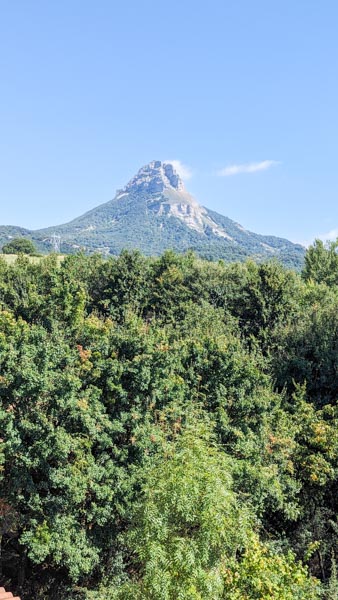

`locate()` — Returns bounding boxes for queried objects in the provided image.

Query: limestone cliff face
[120,161,232,238]
[124,161,185,194]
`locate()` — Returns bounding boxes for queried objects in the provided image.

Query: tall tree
[302,238,338,286]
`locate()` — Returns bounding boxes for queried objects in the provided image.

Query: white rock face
[81,225,96,232]
[122,160,233,239]
[124,160,185,194]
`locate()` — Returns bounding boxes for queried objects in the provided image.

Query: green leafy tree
[302,238,338,286]
[0,315,130,589]
[88,419,320,600]
[222,535,321,600]
[109,419,250,599]
[2,238,38,255]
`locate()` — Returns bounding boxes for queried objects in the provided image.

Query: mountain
[0,161,305,267]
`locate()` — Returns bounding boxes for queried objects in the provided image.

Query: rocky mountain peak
[119,160,232,238]
[123,160,185,195]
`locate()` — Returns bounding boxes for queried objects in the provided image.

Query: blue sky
[1,0,337,245]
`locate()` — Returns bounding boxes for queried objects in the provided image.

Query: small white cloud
[298,228,338,248]
[218,160,280,177]
[316,228,338,243]
[165,159,193,180]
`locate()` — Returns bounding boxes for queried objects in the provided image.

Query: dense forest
[0,240,337,599]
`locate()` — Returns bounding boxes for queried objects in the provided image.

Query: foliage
[0,249,337,598]
[222,535,321,600]
[2,237,38,255]
[117,419,248,599]
[303,238,338,286]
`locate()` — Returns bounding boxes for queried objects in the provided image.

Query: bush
[2,237,37,255]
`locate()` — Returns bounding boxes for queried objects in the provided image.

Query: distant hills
[0,161,305,267]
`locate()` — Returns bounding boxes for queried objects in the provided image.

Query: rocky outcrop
[124,160,184,194]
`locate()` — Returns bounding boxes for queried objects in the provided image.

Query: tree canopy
[0,244,337,599]
[2,237,38,255]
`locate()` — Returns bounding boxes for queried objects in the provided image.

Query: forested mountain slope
[0,161,305,267]
[0,241,337,599]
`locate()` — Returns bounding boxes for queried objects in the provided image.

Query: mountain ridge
[0,161,305,267]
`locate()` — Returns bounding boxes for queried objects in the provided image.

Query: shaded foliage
[0,241,337,598]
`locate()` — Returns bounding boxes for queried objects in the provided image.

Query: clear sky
[1,0,337,245]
